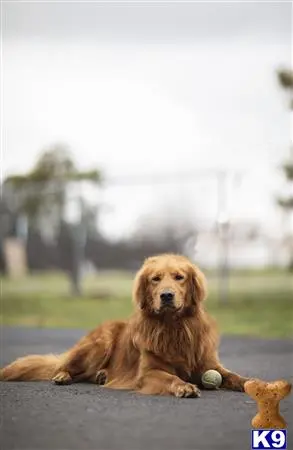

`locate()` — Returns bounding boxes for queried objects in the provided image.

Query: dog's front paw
[52,370,72,385]
[96,369,108,385]
[173,382,201,398]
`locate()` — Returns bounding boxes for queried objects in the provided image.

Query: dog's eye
[152,276,161,282]
[175,274,184,281]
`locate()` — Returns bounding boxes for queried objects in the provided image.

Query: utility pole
[70,196,88,297]
[216,170,230,304]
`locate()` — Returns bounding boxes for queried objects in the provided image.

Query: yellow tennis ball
[201,370,222,389]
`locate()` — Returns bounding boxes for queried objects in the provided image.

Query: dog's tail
[0,354,64,381]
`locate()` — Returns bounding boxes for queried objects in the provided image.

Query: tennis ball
[201,370,222,389]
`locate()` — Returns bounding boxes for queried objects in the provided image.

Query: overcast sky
[2,1,292,239]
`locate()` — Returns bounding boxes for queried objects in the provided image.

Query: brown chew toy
[244,378,291,429]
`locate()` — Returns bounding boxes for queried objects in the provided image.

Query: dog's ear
[188,264,207,304]
[133,266,149,310]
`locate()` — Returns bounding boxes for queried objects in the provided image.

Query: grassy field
[1,270,292,338]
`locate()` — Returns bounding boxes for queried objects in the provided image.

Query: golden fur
[0,254,249,397]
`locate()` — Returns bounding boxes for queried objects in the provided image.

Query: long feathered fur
[0,354,64,381]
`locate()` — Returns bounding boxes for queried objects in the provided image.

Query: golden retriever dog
[0,254,249,397]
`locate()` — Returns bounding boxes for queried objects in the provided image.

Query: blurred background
[1,1,292,338]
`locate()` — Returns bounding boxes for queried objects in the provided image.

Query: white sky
[1,1,292,239]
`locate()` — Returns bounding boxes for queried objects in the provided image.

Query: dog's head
[133,254,207,318]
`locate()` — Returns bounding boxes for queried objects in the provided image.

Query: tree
[4,144,100,226]
[3,144,102,294]
[277,69,293,270]
[278,69,293,108]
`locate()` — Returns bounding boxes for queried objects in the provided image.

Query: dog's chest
[153,328,199,371]
[134,319,202,371]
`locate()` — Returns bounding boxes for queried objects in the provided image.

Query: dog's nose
[160,291,174,305]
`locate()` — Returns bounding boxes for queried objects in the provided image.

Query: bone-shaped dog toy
[244,378,291,429]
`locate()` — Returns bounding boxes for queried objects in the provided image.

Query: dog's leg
[215,365,249,391]
[52,345,89,385]
[139,369,201,397]
[138,350,200,397]
[52,338,111,385]
[198,361,248,392]
[52,370,73,385]
[95,369,108,385]
[199,350,249,392]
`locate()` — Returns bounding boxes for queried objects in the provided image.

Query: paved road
[1,328,292,450]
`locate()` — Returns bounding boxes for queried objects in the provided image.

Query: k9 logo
[251,430,287,449]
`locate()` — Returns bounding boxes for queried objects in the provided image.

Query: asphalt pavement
[1,327,292,450]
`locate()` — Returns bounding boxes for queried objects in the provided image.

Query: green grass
[1,271,292,338]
